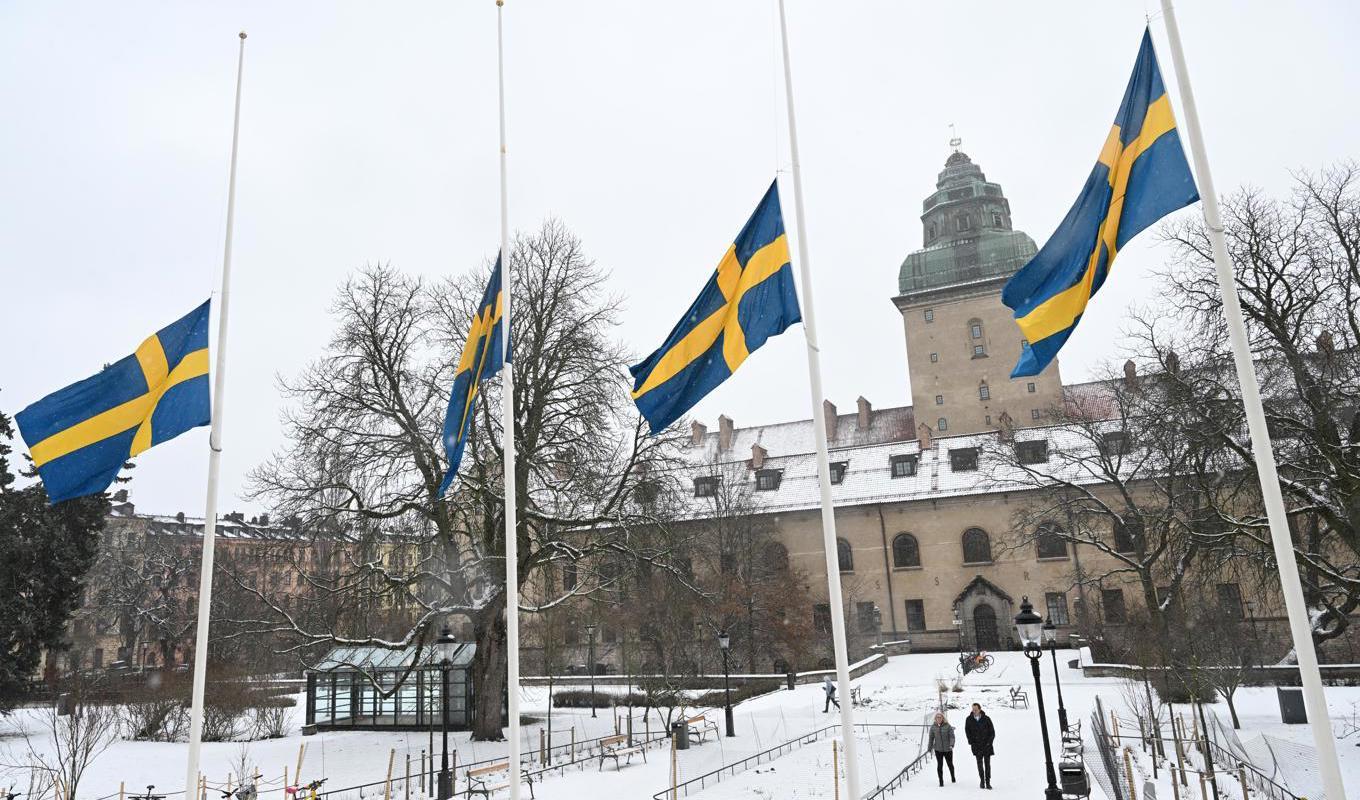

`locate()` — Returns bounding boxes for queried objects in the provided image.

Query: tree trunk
[470,595,508,741]
[1224,690,1241,730]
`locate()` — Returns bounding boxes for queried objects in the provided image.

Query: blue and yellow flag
[630,181,801,434]
[438,259,506,496]
[1003,29,1199,378]
[16,301,212,503]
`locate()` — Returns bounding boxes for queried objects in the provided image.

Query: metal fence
[1086,697,1125,800]
[862,716,934,800]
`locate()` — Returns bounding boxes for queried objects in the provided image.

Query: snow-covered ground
[4,651,1357,799]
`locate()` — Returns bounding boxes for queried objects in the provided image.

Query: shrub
[694,680,779,708]
[552,690,645,708]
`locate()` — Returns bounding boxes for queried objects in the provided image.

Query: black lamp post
[435,626,458,800]
[1043,619,1069,732]
[1015,597,1063,800]
[717,630,734,737]
[585,623,597,719]
[696,623,706,676]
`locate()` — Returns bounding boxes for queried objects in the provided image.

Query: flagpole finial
[239,31,247,39]
[496,0,503,6]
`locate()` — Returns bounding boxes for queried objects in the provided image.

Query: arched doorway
[973,603,1000,651]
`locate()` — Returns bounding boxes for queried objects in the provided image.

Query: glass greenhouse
[304,640,478,732]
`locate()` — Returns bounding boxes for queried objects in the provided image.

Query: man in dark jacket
[964,702,995,789]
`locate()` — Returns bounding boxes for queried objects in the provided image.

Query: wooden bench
[1009,686,1030,709]
[466,762,534,799]
[597,734,647,771]
[687,714,719,743]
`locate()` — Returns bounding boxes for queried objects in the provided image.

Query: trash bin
[1277,687,1307,724]
[671,720,690,750]
[786,671,797,691]
[1059,764,1089,796]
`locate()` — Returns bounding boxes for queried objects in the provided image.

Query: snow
[4,651,1358,800]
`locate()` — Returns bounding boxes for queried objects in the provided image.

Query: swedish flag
[1003,29,1199,378]
[630,181,801,434]
[16,301,212,503]
[439,259,506,496]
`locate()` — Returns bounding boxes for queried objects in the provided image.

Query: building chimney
[1165,350,1180,374]
[691,420,708,447]
[823,400,838,440]
[751,443,768,470]
[718,415,735,451]
[1123,359,1139,391]
[997,411,1015,442]
[856,396,873,430]
[917,422,933,450]
[1317,330,1335,356]
[112,489,128,503]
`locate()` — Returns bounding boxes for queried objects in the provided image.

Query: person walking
[964,702,995,789]
[822,676,840,713]
[930,712,956,786]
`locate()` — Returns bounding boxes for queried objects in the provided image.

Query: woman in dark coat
[964,702,995,789]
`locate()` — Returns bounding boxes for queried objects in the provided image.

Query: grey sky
[2,1,1356,516]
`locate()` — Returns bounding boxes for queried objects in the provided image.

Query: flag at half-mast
[16,301,212,503]
[439,259,507,496]
[630,180,801,434]
[1003,28,1199,378]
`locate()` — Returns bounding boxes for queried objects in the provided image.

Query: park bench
[466,762,535,799]
[1009,686,1030,709]
[687,714,719,743]
[597,734,647,771]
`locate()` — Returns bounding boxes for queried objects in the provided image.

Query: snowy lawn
[4,651,1357,799]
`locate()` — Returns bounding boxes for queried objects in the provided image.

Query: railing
[651,722,929,800]
[863,746,932,799]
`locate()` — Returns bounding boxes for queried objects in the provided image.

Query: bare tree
[242,221,688,739]
[4,679,118,800]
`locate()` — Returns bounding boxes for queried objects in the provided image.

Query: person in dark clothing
[929,712,956,786]
[964,702,995,789]
[822,676,840,712]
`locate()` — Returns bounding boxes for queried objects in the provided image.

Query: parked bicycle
[957,650,993,675]
[284,778,326,800]
[220,777,258,800]
[130,786,165,800]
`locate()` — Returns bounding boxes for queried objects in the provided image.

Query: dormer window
[949,447,978,472]
[829,461,849,484]
[1016,440,1049,465]
[755,469,783,491]
[693,476,720,497]
[890,454,918,478]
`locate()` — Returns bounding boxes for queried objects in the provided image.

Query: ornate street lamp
[584,623,597,719]
[1043,619,1068,732]
[1015,598,1063,800]
[435,626,459,800]
[717,630,734,737]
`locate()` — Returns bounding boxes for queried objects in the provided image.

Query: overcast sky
[2,1,1356,517]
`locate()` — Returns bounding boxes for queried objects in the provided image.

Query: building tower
[892,147,1064,437]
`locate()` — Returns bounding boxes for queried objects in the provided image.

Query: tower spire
[949,123,962,153]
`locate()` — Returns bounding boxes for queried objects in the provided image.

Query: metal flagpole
[1158,4,1347,798]
[495,3,522,798]
[775,1,862,796]
[184,31,247,800]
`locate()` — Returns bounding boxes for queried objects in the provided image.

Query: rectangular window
[1217,583,1244,618]
[1101,589,1127,623]
[979,385,990,400]
[985,415,992,425]
[1113,521,1139,553]
[971,324,983,339]
[924,309,934,323]
[949,447,978,472]
[1016,440,1049,465]
[890,454,918,478]
[1027,382,1036,393]
[1031,408,1042,420]
[755,469,783,491]
[1100,432,1131,456]
[857,602,878,634]
[938,417,949,431]
[973,344,987,357]
[693,476,720,497]
[813,604,832,634]
[1045,593,1070,626]
[930,352,939,363]
[829,461,848,484]
[935,394,944,405]
[905,599,927,633]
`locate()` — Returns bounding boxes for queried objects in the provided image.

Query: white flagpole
[184,31,247,800]
[1158,4,1347,798]
[775,1,862,796]
[494,2,523,798]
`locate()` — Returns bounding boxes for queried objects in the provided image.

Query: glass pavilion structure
[304,640,477,732]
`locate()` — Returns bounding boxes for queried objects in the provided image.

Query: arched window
[837,538,854,572]
[892,533,921,568]
[962,527,992,564]
[1035,522,1068,559]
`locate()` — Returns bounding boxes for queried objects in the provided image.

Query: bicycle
[284,778,326,800]
[220,777,259,800]
[956,650,994,675]
[130,787,165,800]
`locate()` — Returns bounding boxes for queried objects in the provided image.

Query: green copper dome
[898,150,1037,296]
